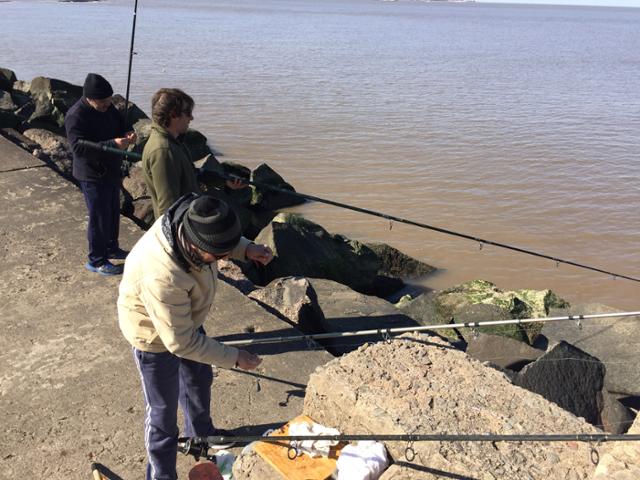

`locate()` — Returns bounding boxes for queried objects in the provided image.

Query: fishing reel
[178,437,217,462]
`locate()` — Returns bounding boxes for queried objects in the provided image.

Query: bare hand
[114,131,137,149]
[225,178,247,190]
[246,243,273,265]
[235,350,262,370]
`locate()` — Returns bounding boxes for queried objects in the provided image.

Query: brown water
[2,0,639,309]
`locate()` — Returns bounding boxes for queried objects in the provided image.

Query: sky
[480,0,640,6]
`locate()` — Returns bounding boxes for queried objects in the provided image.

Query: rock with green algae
[242,213,433,297]
[397,280,569,344]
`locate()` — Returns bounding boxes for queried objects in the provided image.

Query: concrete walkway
[0,136,333,479]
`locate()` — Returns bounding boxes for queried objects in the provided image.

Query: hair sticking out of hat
[182,195,242,254]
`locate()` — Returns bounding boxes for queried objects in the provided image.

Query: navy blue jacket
[65,98,125,182]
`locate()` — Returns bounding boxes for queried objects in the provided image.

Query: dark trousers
[79,180,120,267]
[133,348,216,480]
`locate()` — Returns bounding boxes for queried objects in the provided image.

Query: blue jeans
[79,180,120,267]
[133,348,216,480]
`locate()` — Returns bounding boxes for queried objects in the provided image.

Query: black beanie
[183,195,242,254]
[83,73,113,100]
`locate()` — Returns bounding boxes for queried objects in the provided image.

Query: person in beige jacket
[118,193,272,480]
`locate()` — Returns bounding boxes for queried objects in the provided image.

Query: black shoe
[209,429,236,449]
[107,248,129,260]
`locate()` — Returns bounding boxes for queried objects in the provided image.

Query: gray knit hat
[183,195,241,254]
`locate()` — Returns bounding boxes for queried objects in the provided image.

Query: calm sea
[2,0,639,309]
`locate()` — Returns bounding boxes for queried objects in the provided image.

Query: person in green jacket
[142,88,244,219]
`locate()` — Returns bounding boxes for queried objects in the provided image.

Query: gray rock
[248,277,325,335]
[244,213,403,297]
[513,341,604,426]
[0,128,39,151]
[456,303,529,344]
[299,333,599,480]
[466,332,544,371]
[0,110,20,129]
[398,280,569,344]
[0,67,17,91]
[0,90,16,111]
[365,241,436,279]
[12,79,30,94]
[22,128,72,174]
[111,94,148,128]
[542,304,640,396]
[122,163,149,200]
[598,391,635,434]
[250,163,305,211]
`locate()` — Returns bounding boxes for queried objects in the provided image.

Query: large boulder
[250,163,305,211]
[0,90,17,111]
[26,76,82,132]
[0,111,20,129]
[365,242,436,279]
[122,163,148,200]
[398,280,569,344]
[0,68,17,91]
[465,331,544,371]
[512,341,605,427]
[598,391,636,434]
[243,213,404,297]
[0,128,39,152]
[248,277,326,335]
[111,94,148,129]
[541,304,640,396]
[296,333,600,480]
[22,128,72,175]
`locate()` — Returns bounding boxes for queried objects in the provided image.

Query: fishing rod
[219,311,640,347]
[123,0,140,127]
[75,139,640,283]
[178,433,640,463]
[182,433,640,445]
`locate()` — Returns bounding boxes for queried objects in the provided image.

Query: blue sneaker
[85,261,123,276]
[107,248,129,260]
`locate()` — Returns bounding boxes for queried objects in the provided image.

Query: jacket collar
[151,122,185,144]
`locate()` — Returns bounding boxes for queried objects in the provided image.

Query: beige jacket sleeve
[139,276,240,368]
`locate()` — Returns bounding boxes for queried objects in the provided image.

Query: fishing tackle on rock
[219,311,640,348]
[76,139,640,283]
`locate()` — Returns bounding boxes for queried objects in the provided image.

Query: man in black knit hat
[118,193,273,480]
[65,73,137,276]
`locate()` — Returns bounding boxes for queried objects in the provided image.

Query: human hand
[114,132,137,149]
[235,350,262,370]
[125,131,137,143]
[225,178,247,190]
[246,243,273,265]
